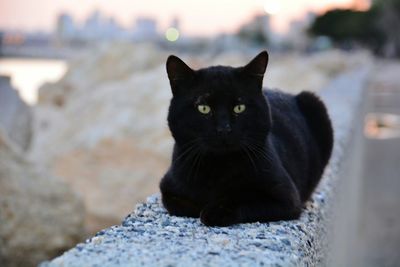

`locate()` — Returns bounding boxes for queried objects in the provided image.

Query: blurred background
[0,0,399,266]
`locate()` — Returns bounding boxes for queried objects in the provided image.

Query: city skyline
[0,0,370,36]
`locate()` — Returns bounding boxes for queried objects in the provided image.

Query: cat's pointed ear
[242,51,269,77]
[166,55,194,84]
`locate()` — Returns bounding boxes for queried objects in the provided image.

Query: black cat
[159,51,333,227]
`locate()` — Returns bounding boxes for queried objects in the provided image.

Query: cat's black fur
[159,51,334,226]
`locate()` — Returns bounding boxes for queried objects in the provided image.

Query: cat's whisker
[180,138,202,148]
[248,147,273,169]
[242,139,273,164]
[249,145,273,164]
[243,135,267,145]
[172,138,202,165]
[193,149,204,181]
[240,144,258,176]
[242,140,267,164]
[185,148,202,181]
[243,142,264,163]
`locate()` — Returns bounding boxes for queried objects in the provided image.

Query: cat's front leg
[200,183,302,226]
[236,183,302,224]
[235,199,302,224]
[161,192,202,218]
[200,202,238,227]
[200,198,301,227]
[160,176,202,218]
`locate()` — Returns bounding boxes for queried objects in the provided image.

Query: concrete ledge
[41,68,370,267]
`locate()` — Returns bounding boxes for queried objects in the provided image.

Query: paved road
[356,62,400,267]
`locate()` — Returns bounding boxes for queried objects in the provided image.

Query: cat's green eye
[233,104,246,114]
[198,105,211,114]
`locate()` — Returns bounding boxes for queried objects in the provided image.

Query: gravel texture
[41,68,369,267]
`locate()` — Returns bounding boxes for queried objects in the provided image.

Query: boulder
[0,130,85,267]
[38,42,168,107]
[32,65,173,234]
[0,75,32,150]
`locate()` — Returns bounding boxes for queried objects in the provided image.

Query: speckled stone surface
[41,68,369,267]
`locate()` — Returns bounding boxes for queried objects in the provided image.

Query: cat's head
[166,51,271,154]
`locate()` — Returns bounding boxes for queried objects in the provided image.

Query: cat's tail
[296,91,334,167]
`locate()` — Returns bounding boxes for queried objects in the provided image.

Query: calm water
[0,58,67,105]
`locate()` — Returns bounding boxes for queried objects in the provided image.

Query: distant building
[170,17,180,31]
[56,13,76,44]
[0,31,3,55]
[132,18,158,41]
[286,11,317,50]
[55,10,162,45]
[237,14,272,45]
[83,10,105,41]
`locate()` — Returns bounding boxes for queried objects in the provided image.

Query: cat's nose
[216,123,232,134]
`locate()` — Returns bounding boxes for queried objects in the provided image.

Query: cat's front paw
[200,204,237,227]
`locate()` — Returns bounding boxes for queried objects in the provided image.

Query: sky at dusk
[0,0,370,35]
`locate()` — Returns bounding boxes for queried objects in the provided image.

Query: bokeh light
[165,27,179,42]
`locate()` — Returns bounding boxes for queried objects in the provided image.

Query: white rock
[0,130,85,267]
[0,75,32,150]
